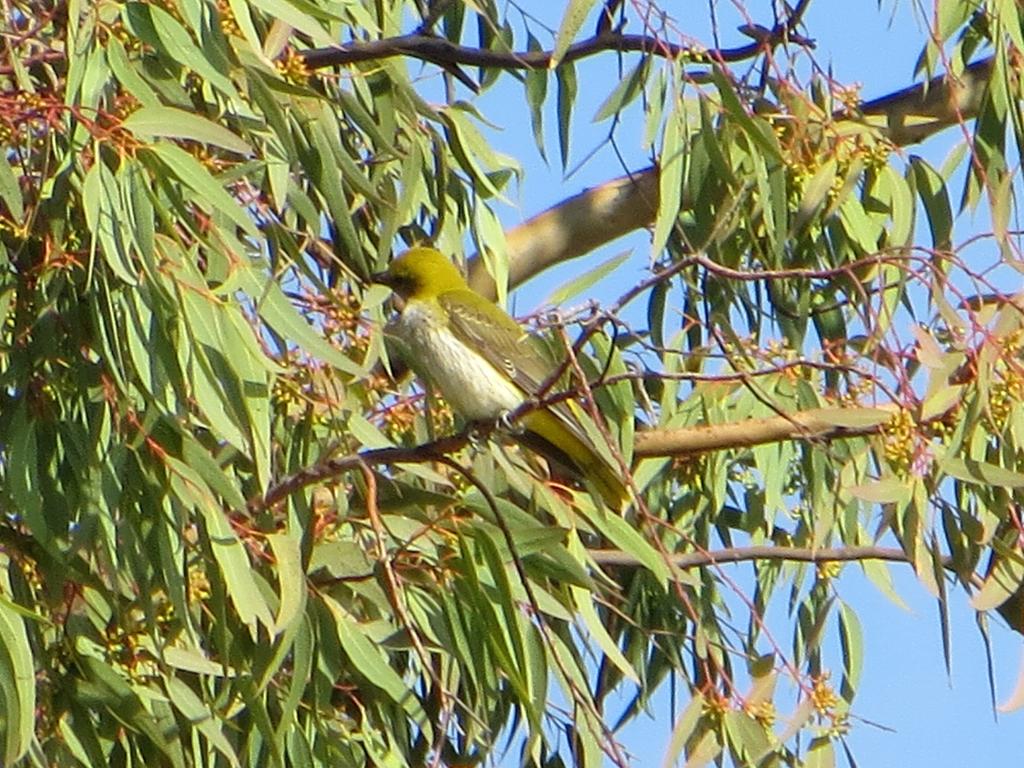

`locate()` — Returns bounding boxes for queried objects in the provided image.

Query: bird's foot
[496,409,525,435]
[467,410,525,445]
[466,423,489,446]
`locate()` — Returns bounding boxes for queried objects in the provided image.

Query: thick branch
[468,169,659,295]
[588,544,931,569]
[632,406,892,458]
[858,56,993,145]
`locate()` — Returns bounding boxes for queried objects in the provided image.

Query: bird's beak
[370,270,406,309]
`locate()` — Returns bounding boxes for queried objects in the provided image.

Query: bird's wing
[439,289,556,394]
[440,289,628,507]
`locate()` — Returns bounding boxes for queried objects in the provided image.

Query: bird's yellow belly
[391,305,524,420]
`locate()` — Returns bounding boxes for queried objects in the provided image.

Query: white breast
[391,302,524,420]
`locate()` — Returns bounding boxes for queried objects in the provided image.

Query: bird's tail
[519,408,629,509]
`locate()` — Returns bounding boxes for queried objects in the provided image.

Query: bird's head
[372,247,468,300]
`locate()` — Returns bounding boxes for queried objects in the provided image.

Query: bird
[372,246,628,509]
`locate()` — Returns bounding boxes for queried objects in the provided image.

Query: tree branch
[251,432,474,513]
[857,56,993,145]
[468,168,659,296]
[589,544,1009,628]
[253,405,897,513]
[632,406,893,458]
[303,0,816,73]
[588,544,935,569]
[301,23,810,74]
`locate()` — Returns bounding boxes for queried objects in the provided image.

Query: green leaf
[712,67,782,161]
[883,164,915,246]
[862,559,909,611]
[910,156,953,251]
[165,678,241,768]
[812,406,892,429]
[838,601,864,697]
[268,531,306,637]
[684,729,723,768]
[848,477,912,504]
[145,143,258,236]
[838,195,883,253]
[791,158,836,234]
[993,0,1024,57]
[163,646,237,676]
[556,62,577,170]
[648,275,669,352]
[180,434,247,510]
[82,159,140,285]
[643,67,667,149]
[237,266,364,375]
[325,597,433,739]
[724,710,771,764]
[177,287,255,452]
[653,84,685,259]
[259,0,347,47]
[922,384,964,421]
[569,570,638,684]
[545,250,630,305]
[0,158,23,221]
[593,58,649,123]
[75,650,183,765]
[474,202,510,305]
[123,107,253,154]
[123,159,156,273]
[936,0,974,41]
[303,117,364,269]
[941,456,1024,488]
[991,164,1013,246]
[441,105,518,199]
[474,528,537,723]
[124,3,239,99]
[0,571,34,766]
[106,37,160,106]
[804,737,836,768]
[586,507,671,586]
[524,33,548,160]
[663,695,706,766]
[169,457,274,633]
[276,619,314,742]
[550,0,596,68]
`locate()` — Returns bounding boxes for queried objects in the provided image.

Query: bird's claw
[467,424,487,446]
[466,411,522,447]
[497,409,525,435]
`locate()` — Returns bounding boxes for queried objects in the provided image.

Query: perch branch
[253,406,895,512]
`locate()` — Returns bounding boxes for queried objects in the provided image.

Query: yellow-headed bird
[373,247,628,508]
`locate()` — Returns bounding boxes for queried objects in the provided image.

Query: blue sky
[440,0,1024,764]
